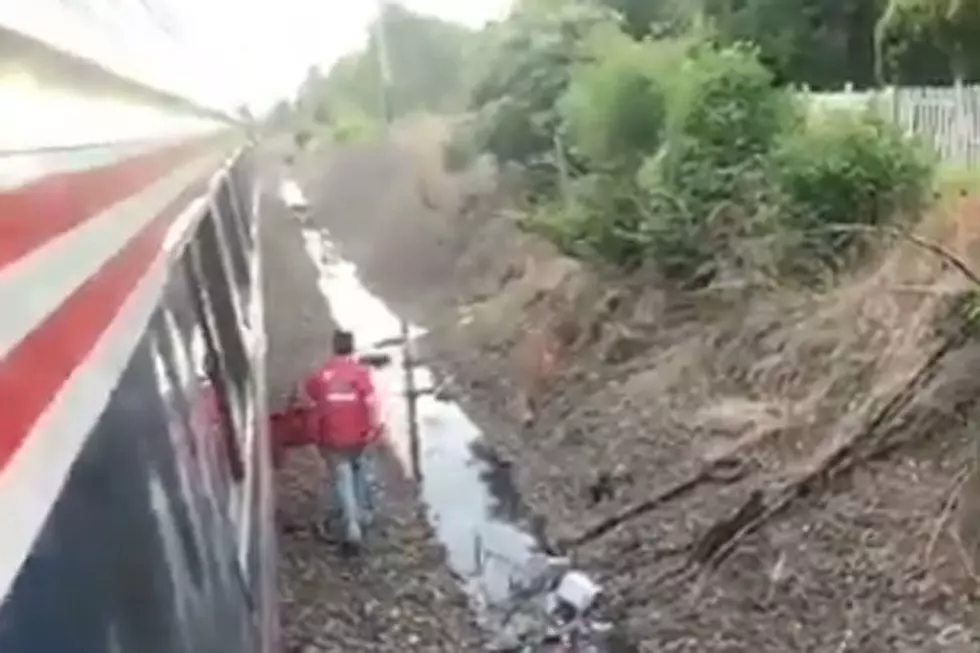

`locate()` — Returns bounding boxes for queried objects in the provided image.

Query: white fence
[808,84,980,169]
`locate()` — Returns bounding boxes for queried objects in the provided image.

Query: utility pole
[373,0,395,126]
[374,0,422,481]
[400,320,422,481]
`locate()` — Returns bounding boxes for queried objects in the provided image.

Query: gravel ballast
[259,178,482,652]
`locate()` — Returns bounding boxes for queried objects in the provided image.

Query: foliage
[656,44,798,191]
[511,38,801,275]
[461,3,621,194]
[770,109,934,268]
[517,0,698,38]
[626,43,799,277]
[497,22,933,281]
[559,28,679,172]
[292,2,476,141]
[286,0,944,283]
[369,3,476,114]
[597,0,696,37]
[876,0,980,84]
[703,0,885,89]
[328,105,383,144]
[520,176,651,265]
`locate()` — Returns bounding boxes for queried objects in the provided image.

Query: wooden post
[400,319,422,480]
[554,131,571,209]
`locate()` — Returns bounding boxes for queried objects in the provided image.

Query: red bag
[269,404,315,468]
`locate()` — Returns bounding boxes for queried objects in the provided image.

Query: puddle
[299,227,537,586]
[293,210,631,650]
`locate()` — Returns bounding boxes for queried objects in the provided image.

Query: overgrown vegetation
[276,0,957,282]
[447,1,938,283]
[876,0,980,84]
[770,110,934,270]
[512,0,980,88]
[462,3,619,195]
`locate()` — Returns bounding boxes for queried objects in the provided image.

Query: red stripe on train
[0,140,208,271]
[0,176,209,474]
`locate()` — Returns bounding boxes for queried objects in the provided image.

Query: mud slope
[259,181,480,652]
[301,137,980,652]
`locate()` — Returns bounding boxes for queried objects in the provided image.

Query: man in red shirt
[302,329,381,551]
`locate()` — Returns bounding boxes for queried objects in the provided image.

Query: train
[0,10,276,653]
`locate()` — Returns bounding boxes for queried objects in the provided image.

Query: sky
[6,0,512,113]
[167,0,514,112]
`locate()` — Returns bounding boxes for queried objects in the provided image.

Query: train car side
[0,23,277,653]
[0,141,276,653]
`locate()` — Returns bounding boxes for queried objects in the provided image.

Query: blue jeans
[323,447,375,544]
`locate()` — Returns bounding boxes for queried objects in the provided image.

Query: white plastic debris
[555,571,601,614]
[525,553,570,583]
[486,630,521,651]
[279,179,308,210]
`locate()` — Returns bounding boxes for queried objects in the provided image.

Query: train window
[161,310,195,396]
[147,325,207,590]
[183,321,235,514]
[157,283,236,520]
[181,245,245,485]
[191,212,251,411]
[153,311,194,437]
[229,162,255,249]
[213,177,251,299]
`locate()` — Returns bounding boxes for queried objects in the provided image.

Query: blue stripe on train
[0,270,262,653]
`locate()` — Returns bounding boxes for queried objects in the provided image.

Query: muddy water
[297,227,549,631]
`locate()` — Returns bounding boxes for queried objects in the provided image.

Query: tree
[265,100,294,131]
[704,0,885,89]
[294,2,475,125]
[601,0,695,37]
[517,0,695,37]
[876,0,980,84]
[465,2,620,181]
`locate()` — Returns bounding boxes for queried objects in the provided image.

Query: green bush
[479,14,935,284]
[633,42,800,278]
[521,175,650,266]
[462,4,622,195]
[522,40,802,277]
[530,30,681,268]
[560,28,678,172]
[655,43,799,195]
[770,108,934,267]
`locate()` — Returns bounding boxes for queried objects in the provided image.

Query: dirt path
[259,177,481,652]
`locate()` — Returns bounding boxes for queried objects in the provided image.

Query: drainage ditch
[296,213,632,651]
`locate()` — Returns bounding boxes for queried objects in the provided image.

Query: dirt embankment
[298,125,980,652]
[259,177,481,652]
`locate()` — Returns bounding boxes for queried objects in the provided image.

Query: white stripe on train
[0,182,212,604]
[0,65,225,152]
[0,152,222,361]
[0,140,167,192]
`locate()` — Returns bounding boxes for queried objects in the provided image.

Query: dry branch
[923,466,970,565]
[558,458,748,550]
[690,329,967,575]
[818,223,980,289]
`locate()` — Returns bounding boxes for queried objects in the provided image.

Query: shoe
[339,540,362,558]
[315,521,336,542]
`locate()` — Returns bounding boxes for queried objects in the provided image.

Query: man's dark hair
[332,329,355,355]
